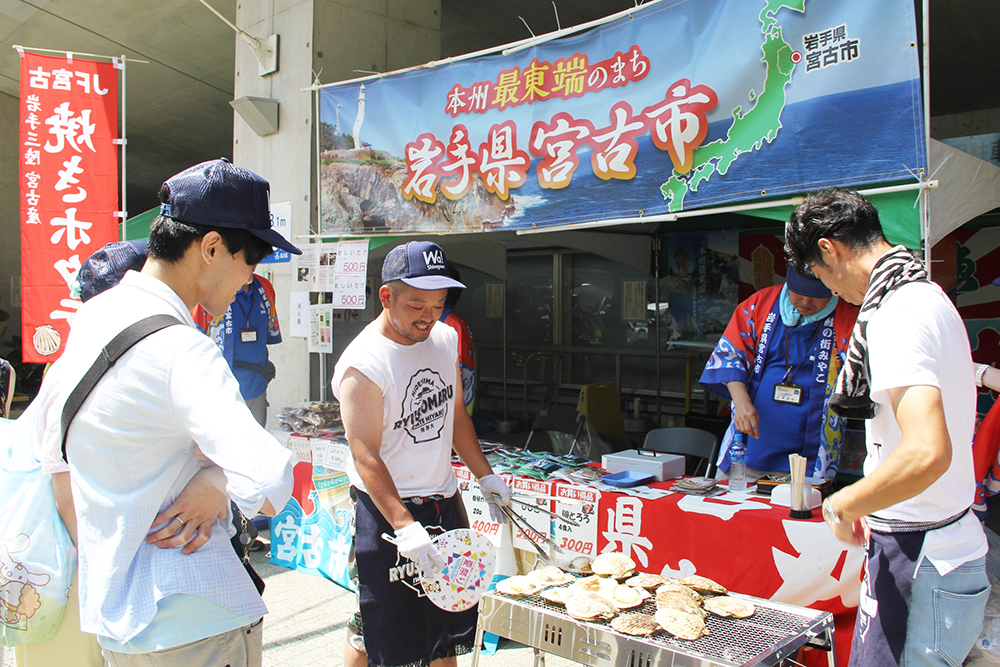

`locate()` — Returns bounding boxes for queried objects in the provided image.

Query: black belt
[403,493,449,505]
[866,507,970,535]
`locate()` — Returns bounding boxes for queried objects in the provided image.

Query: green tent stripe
[737,190,922,249]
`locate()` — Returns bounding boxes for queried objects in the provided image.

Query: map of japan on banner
[19,52,120,362]
[318,0,924,235]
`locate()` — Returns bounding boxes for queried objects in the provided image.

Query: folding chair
[642,427,720,477]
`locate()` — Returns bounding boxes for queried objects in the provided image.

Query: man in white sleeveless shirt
[333,241,510,667]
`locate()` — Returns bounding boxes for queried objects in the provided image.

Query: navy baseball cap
[785,264,832,299]
[381,241,465,291]
[73,240,148,302]
[159,158,301,255]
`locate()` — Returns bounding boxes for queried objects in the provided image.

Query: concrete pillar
[234,0,440,423]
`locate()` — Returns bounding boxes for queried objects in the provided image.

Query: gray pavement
[254,527,573,667]
[0,529,570,667]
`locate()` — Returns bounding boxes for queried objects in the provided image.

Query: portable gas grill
[470,589,836,667]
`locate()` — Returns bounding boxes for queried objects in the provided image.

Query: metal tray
[471,588,836,667]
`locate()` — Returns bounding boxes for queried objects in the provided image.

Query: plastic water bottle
[729,433,748,492]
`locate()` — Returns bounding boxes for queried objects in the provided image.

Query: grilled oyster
[565,593,618,621]
[656,583,703,605]
[592,552,637,579]
[655,608,709,641]
[610,613,659,636]
[529,566,575,587]
[495,575,543,596]
[678,575,727,595]
[703,596,755,618]
[626,573,666,589]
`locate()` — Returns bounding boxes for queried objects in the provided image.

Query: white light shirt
[866,281,987,575]
[37,271,293,645]
[332,321,459,498]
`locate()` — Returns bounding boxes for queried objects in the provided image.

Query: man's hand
[828,516,869,546]
[479,474,510,524]
[731,395,760,439]
[725,381,759,439]
[146,466,229,555]
[394,521,446,573]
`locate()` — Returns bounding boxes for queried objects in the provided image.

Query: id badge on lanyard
[773,319,820,407]
[773,382,803,405]
[240,328,258,343]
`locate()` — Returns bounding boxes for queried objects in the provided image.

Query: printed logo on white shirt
[393,368,453,443]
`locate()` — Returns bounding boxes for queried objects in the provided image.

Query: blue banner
[318,0,924,234]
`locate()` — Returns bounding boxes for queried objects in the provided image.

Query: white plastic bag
[0,413,77,647]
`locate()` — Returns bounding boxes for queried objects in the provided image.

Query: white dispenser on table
[601,449,686,482]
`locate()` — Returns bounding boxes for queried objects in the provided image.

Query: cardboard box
[601,450,686,482]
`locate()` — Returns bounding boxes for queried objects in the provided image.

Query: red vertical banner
[19,53,120,362]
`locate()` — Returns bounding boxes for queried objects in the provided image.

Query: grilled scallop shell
[495,575,542,596]
[610,613,659,636]
[529,566,575,587]
[656,583,704,605]
[591,552,637,579]
[654,608,709,641]
[626,573,666,589]
[605,584,644,610]
[678,575,727,595]
[538,585,571,605]
[654,591,706,618]
[703,596,755,618]
[565,593,618,621]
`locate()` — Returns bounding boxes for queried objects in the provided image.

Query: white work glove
[479,474,511,524]
[394,522,446,574]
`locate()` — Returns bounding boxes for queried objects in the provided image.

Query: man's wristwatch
[822,497,844,526]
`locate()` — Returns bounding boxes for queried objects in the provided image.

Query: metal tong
[488,496,567,564]
[498,505,556,564]
[508,496,580,527]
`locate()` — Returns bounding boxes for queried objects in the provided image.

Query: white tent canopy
[927,138,1000,247]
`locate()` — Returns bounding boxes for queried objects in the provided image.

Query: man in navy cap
[38,158,300,666]
[700,264,859,482]
[332,241,510,667]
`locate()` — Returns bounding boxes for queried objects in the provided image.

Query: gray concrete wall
[0,92,21,356]
[234,0,441,420]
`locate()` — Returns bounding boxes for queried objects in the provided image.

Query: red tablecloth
[594,479,863,666]
[456,465,863,667]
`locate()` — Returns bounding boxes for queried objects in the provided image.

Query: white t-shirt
[866,280,987,575]
[332,320,460,498]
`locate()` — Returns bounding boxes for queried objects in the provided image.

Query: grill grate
[483,588,834,667]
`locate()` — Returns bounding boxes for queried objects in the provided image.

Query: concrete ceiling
[2,0,997,215]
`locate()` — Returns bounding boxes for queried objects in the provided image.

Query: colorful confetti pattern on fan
[420,528,497,612]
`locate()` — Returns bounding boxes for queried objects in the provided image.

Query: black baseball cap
[74,240,148,302]
[159,158,301,255]
[381,241,465,291]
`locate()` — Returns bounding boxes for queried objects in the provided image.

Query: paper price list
[552,484,600,558]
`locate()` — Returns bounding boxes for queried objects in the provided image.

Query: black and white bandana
[830,245,928,419]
